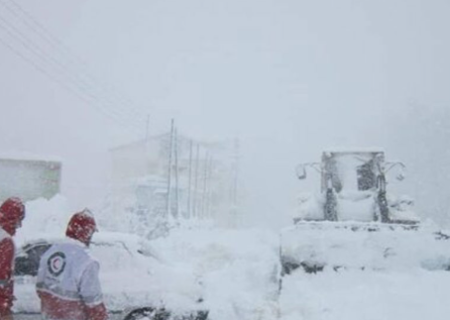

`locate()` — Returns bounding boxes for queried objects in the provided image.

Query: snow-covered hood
[13,231,204,314]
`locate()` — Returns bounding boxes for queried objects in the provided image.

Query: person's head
[66,209,97,246]
[0,197,25,236]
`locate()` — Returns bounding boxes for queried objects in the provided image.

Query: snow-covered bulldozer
[280,150,450,275]
[294,150,417,224]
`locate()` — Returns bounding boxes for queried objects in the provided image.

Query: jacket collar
[0,226,10,241]
[62,236,88,248]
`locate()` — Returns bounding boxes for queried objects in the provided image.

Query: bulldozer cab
[320,151,384,193]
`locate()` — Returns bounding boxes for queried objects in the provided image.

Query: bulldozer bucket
[280,221,450,275]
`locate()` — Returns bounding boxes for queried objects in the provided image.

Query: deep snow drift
[14,196,450,320]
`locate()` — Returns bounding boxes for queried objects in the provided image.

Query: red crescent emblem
[52,258,60,270]
[47,252,66,276]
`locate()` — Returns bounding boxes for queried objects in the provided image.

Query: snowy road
[14,198,450,320]
[279,269,450,320]
[13,225,450,320]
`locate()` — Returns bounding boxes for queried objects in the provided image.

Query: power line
[1,0,146,120]
[0,17,135,131]
[0,33,107,118]
[0,0,149,134]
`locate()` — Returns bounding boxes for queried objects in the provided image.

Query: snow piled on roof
[322,147,385,154]
[0,151,62,163]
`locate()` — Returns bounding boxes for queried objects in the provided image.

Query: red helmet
[0,197,25,236]
[66,209,97,246]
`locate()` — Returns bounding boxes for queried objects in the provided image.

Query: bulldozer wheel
[123,307,170,320]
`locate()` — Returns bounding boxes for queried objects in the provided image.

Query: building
[108,132,241,237]
[0,155,62,203]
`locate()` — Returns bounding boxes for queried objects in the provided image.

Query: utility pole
[145,114,151,225]
[232,138,240,225]
[145,114,150,140]
[174,128,179,219]
[187,140,193,218]
[205,156,214,218]
[201,152,209,218]
[166,119,175,220]
[229,138,240,226]
[193,143,200,218]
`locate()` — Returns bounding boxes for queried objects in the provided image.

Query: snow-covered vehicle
[280,150,450,275]
[293,150,417,224]
[13,231,208,320]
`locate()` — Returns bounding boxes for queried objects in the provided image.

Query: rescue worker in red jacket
[36,209,108,320]
[0,197,25,319]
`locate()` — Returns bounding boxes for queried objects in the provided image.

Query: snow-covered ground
[149,224,281,320]
[280,269,450,320]
[13,196,450,320]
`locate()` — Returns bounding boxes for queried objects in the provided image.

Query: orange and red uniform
[0,197,25,317]
[36,210,108,320]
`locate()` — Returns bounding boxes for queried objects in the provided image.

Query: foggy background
[0,0,449,228]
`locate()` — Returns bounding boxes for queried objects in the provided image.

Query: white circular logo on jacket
[47,252,66,277]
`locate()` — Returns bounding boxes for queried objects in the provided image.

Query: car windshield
[15,238,148,276]
[15,243,51,277]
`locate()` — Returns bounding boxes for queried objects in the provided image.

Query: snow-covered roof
[0,152,62,163]
[323,147,385,154]
[109,132,230,153]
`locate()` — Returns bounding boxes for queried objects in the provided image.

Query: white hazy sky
[0,0,449,226]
